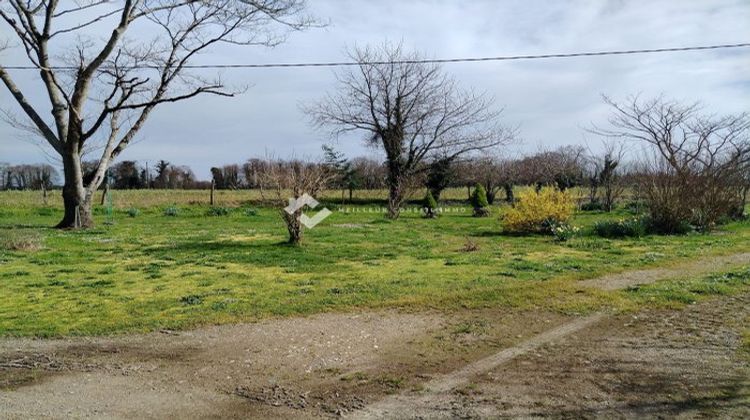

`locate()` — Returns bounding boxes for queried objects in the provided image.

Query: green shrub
[646,217,693,235]
[179,294,203,305]
[422,191,438,218]
[623,200,646,214]
[244,207,259,217]
[206,206,231,217]
[580,201,604,211]
[126,208,140,218]
[593,217,647,238]
[163,206,179,217]
[471,184,490,217]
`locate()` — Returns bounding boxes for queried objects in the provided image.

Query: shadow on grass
[475,230,549,238]
[0,224,55,230]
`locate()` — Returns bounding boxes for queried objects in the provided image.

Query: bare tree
[515,146,585,192]
[0,0,312,228]
[0,162,9,190]
[349,157,386,190]
[471,157,522,204]
[308,42,514,219]
[259,159,334,244]
[211,164,241,189]
[595,95,750,231]
[2,163,59,190]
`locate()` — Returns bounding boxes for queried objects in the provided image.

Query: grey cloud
[1,0,748,179]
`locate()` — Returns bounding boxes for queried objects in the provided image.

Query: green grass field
[1,189,749,337]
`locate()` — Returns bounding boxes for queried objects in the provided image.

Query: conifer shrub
[471,184,490,217]
[422,191,438,218]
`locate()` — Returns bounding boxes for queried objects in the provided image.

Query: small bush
[471,184,490,217]
[244,207,259,217]
[473,207,490,217]
[126,208,140,218]
[206,206,231,217]
[461,237,480,252]
[580,201,604,211]
[552,223,580,242]
[422,191,438,218]
[503,187,574,234]
[623,200,646,214]
[593,217,648,238]
[179,294,203,305]
[163,206,179,217]
[646,217,693,235]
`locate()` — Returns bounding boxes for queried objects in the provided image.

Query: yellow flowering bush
[503,187,574,233]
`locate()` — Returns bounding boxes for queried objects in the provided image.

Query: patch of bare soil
[0,311,428,418]
[0,309,570,419]
[358,293,750,419]
[578,252,750,290]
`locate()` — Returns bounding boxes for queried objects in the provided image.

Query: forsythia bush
[503,187,574,233]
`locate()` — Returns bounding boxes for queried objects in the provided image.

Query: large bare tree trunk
[385,160,406,219]
[387,183,403,220]
[58,188,94,229]
[57,151,94,229]
[282,210,303,244]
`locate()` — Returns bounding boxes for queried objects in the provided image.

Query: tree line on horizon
[4,139,743,215]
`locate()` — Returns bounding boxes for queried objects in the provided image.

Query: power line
[2,42,749,70]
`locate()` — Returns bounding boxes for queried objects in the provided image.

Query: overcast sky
[1,0,749,179]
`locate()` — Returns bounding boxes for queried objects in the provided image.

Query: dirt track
[1,253,749,419]
[352,293,750,419]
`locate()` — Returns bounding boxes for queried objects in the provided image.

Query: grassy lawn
[1,190,749,337]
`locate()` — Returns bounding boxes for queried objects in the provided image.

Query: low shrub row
[593,217,648,238]
[499,187,705,241]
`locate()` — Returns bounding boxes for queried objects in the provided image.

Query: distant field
[0,190,748,337]
[1,188,477,209]
[0,187,597,209]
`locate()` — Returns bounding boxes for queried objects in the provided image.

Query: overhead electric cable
[2,43,748,70]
